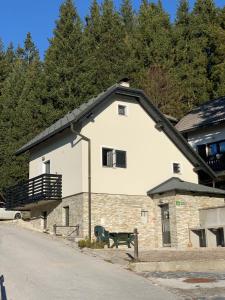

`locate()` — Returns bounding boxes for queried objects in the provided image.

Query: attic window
[173,163,181,174]
[118,105,127,116]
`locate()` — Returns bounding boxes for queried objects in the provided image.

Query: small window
[102,148,113,167]
[115,150,126,168]
[141,210,148,224]
[118,105,126,116]
[173,163,181,174]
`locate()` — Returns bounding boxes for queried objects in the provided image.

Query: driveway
[0,223,180,300]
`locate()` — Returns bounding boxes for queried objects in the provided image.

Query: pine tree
[44,0,84,116]
[171,0,218,110]
[121,0,134,33]
[0,39,10,97]
[208,6,225,97]
[134,0,172,72]
[81,0,130,99]
[0,34,49,190]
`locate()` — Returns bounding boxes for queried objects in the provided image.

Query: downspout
[70,123,92,240]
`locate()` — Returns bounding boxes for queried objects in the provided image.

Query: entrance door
[160,204,171,247]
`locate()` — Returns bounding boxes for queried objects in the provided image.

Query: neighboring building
[176,97,225,188]
[5,81,225,249]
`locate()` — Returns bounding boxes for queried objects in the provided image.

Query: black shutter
[115,150,126,168]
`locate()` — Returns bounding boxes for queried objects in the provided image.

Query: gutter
[70,123,92,240]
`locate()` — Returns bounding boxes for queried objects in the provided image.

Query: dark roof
[147,177,225,197]
[176,96,225,133]
[16,84,217,179]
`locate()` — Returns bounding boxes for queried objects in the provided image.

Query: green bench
[94,226,135,248]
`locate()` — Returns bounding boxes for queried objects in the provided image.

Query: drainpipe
[70,123,92,240]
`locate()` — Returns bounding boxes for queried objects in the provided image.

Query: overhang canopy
[147,177,225,197]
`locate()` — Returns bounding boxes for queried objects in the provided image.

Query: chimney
[118,77,130,88]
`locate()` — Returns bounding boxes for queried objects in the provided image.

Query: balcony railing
[206,157,225,172]
[5,174,62,210]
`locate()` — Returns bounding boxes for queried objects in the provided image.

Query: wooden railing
[206,157,225,172]
[5,174,62,210]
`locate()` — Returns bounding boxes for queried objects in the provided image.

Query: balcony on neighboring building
[197,141,225,173]
[5,174,62,210]
[205,156,225,172]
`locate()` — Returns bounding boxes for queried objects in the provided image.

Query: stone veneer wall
[152,192,225,248]
[28,193,157,248]
[27,192,225,249]
[82,193,156,248]
[28,194,83,235]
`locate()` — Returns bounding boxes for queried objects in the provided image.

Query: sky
[0,0,224,59]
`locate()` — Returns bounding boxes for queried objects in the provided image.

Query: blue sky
[0,0,224,59]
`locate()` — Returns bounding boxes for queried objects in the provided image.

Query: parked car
[0,202,30,220]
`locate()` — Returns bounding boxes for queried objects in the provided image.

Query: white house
[6,80,225,249]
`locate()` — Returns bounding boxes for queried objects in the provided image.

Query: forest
[0,0,225,192]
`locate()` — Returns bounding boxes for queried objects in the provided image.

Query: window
[141,210,148,224]
[102,148,113,167]
[115,150,126,168]
[102,148,127,168]
[197,140,225,160]
[118,105,126,116]
[173,163,181,174]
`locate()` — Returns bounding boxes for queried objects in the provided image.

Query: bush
[78,238,105,249]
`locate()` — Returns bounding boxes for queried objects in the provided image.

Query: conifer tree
[0,34,48,190]
[44,0,84,116]
[121,0,134,33]
[81,0,129,98]
[134,0,172,73]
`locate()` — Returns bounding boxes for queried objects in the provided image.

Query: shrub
[78,238,104,249]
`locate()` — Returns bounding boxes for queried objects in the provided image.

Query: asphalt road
[0,223,180,300]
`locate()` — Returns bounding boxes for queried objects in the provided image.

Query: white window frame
[101,146,127,169]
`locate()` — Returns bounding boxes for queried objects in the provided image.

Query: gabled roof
[16,84,217,179]
[176,96,225,133]
[147,177,225,197]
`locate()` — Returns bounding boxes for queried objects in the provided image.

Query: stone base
[26,192,225,249]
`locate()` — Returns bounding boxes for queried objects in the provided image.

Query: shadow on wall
[0,275,7,300]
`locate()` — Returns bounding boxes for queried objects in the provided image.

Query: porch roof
[147,177,225,197]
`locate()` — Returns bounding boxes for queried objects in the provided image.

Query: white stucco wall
[187,124,225,150]
[81,97,198,195]
[29,129,83,198]
[29,96,198,198]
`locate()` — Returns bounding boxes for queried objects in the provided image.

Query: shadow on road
[0,275,7,300]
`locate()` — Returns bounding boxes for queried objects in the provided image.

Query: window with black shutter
[115,150,126,168]
[102,148,127,168]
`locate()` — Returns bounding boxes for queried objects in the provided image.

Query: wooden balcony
[5,174,62,210]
